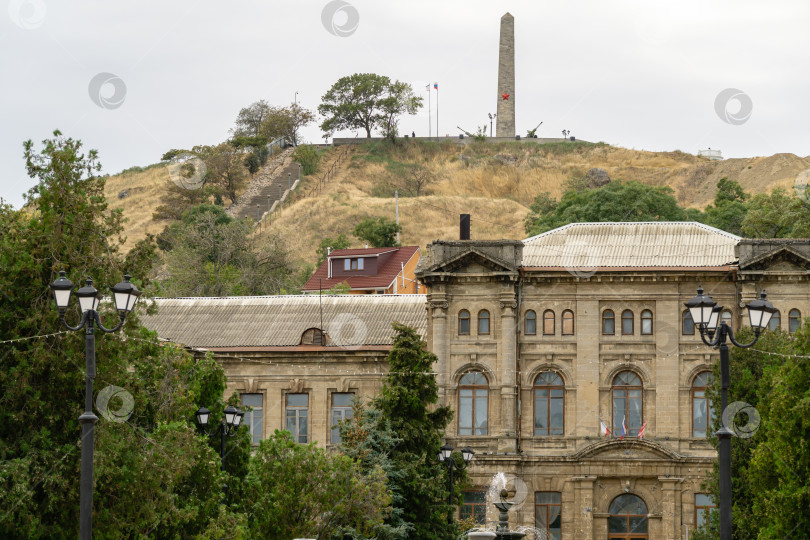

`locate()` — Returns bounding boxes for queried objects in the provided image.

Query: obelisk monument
[496,12,515,138]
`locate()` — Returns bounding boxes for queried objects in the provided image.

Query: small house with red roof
[302,246,422,294]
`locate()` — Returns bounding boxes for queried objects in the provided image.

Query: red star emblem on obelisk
[502,92,510,100]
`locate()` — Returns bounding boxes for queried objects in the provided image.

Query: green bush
[292,144,321,176]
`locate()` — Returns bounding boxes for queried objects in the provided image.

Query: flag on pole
[425,84,430,90]
[620,416,627,439]
[434,82,438,89]
[600,418,610,437]
[638,420,647,439]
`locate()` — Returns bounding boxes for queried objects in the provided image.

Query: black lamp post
[685,286,775,540]
[437,444,475,524]
[488,113,496,137]
[195,405,244,471]
[50,271,140,540]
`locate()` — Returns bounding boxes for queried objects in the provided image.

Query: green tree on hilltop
[319,73,422,139]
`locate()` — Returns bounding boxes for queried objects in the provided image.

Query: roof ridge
[524,221,742,244]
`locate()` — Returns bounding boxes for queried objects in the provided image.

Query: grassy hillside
[104,140,810,267]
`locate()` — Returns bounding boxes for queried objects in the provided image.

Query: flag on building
[434,82,438,89]
[620,416,627,439]
[600,418,610,437]
[638,420,647,439]
[426,84,430,91]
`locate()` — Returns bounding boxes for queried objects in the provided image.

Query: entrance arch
[608,494,648,539]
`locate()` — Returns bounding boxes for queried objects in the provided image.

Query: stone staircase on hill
[227,148,301,221]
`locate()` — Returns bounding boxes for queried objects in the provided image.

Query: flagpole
[427,85,431,138]
[435,83,439,137]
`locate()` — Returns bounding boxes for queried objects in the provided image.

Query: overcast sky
[2,0,809,208]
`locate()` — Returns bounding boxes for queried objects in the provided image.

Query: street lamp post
[50,271,141,540]
[437,444,475,524]
[195,405,244,471]
[488,113,496,137]
[685,286,775,540]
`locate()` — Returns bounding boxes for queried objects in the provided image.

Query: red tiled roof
[302,246,420,291]
[327,247,398,257]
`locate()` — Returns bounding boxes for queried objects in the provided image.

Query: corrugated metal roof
[522,222,741,268]
[302,246,420,291]
[142,294,427,348]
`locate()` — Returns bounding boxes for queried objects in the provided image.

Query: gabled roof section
[736,239,810,271]
[141,294,427,348]
[302,246,420,291]
[572,438,683,462]
[421,247,518,274]
[522,222,740,269]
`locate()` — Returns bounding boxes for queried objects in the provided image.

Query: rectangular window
[683,311,695,335]
[526,317,536,335]
[535,492,561,540]
[241,393,263,445]
[331,392,354,444]
[460,491,487,524]
[695,494,716,529]
[285,393,308,443]
[343,258,350,271]
[357,258,364,270]
[459,388,488,436]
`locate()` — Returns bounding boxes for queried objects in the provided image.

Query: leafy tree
[354,217,401,248]
[316,234,351,266]
[159,205,295,297]
[293,144,321,176]
[244,430,392,539]
[260,102,316,145]
[694,326,810,539]
[195,142,248,205]
[340,324,461,539]
[741,188,810,238]
[0,131,242,537]
[233,100,272,138]
[524,180,688,236]
[319,73,422,139]
[702,178,749,235]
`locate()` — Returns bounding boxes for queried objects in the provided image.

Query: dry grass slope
[104,140,810,268]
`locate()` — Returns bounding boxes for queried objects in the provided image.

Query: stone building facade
[142,223,810,540]
[415,223,810,540]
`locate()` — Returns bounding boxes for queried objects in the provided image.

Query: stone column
[498,298,518,452]
[496,13,516,138]
[573,476,596,539]
[429,296,449,400]
[659,477,681,540]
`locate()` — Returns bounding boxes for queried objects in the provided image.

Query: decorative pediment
[737,240,810,272]
[423,248,518,275]
[573,439,683,462]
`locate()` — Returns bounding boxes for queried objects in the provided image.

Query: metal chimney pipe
[460,214,471,240]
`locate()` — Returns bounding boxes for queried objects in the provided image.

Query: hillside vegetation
[104,140,810,266]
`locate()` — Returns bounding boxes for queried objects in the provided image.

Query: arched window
[768,310,781,331]
[682,310,695,335]
[608,494,648,539]
[721,310,732,329]
[534,372,564,436]
[692,372,714,438]
[301,328,326,346]
[459,371,488,436]
[789,309,801,333]
[612,371,642,437]
[458,310,470,336]
[478,310,490,335]
[640,309,653,335]
[543,310,555,335]
[525,310,537,335]
[622,310,634,335]
[562,310,574,335]
[602,309,615,335]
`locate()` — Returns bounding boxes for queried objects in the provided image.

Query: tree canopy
[339,323,462,539]
[524,180,688,236]
[354,217,401,248]
[319,73,422,139]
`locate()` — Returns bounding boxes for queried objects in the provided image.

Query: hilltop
[103,140,810,265]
